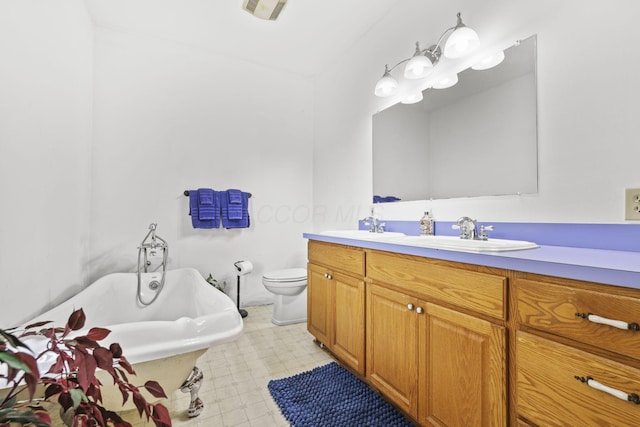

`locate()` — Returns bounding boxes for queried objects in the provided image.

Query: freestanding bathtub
[7,267,243,416]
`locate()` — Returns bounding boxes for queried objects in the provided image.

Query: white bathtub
[4,267,243,413]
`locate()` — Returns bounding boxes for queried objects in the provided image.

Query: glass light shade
[401,90,424,104]
[404,55,434,79]
[432,73,458,89]
[472,50,505,70]
[374,74,399,97]
[444,26,480,58]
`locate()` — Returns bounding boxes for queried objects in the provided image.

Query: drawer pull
[575,312,640,331]
[574,376,640,404]
[407,304,414,311]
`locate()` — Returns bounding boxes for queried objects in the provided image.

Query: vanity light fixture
[374,12,480,98]
[242,0,287,21]
[471,50,505,70]
[432,73,458,89]
[401,90,424,104]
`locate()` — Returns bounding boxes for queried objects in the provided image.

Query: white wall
[0,0,93,327]
[90,28,314,306]
[313,0,640,226]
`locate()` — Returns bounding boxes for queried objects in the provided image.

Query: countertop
[303,232,640,290]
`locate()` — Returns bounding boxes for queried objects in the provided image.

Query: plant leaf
[118,356,136,375]
[15,352,40,399]
[152,404,172,427]
[109,342,123,358]
[86,327,111,342]
[132,391,147,418]
[23,320,53,330]
[44,383,64,400]
[75,350,97,392]
[0,351,32,373]
[69,388,86,409]
[58,392,73,412]
[94,347,114,372]
[0,329,32,350]
[143,381,167,399]
[67,308,86,331]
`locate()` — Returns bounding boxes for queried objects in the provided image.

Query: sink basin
[388,235,538,253]
[318,230,406,240]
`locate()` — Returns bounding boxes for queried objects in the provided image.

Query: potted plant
[0,308,172,427]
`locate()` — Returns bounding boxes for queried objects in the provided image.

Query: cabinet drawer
[308,240,364,277]
[517,332,640,426]
[367,250,506,319]
[516,278,640,360]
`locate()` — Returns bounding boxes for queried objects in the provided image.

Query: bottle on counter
[419,211,435,236]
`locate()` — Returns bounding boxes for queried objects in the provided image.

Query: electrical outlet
[625,188,640,220]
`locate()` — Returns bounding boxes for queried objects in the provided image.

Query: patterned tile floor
[118,304,333,427]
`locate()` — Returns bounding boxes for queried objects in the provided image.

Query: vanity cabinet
[306,239,640,426]
[366,250,507,426]
[307,241,365,375]
[515,273,640,426]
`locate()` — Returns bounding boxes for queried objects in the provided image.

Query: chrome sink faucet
[363,208,386,233]
[453,217,494,240]
[454,216,478,240]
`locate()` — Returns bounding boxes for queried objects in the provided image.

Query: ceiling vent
[242,0,288,21]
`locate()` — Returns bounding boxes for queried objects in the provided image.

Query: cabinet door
[366,283,419,417]
[307,263,332,345]
[331,271,365,375]
[419,303,506,427]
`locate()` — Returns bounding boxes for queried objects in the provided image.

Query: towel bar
[184,190,252,198]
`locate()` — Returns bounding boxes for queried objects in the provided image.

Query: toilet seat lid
[263,268,307,282]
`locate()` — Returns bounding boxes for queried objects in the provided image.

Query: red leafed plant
[0,308,172,427]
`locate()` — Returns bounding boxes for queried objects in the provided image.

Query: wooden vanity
[306,239,640,426]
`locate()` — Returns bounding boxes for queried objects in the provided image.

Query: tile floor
[118,304,334,427]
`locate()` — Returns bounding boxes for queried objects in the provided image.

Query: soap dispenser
[419,211,435,236]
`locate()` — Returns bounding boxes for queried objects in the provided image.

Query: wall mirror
[373,35,538,201]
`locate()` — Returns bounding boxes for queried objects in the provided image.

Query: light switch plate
[625,188,640,220]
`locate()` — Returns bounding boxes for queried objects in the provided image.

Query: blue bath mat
[268,362,413,426]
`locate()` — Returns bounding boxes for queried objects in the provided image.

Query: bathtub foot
[180,366,204,417]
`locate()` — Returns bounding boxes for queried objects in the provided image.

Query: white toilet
[262,268,308,325]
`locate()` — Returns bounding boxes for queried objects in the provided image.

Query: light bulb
[401,90,424,104]
[374,74,399,97]
[432,73,458,89]
[404,55,433,79]
[471,50,505,70]
[444,26,480,58]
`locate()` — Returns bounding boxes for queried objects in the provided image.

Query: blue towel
[220,189,250,229]
[189,189,220,229]
[373,195,401,203]
[226,189,243,220]
[198,188,216,220]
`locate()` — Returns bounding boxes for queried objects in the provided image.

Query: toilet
[262,268,308,325]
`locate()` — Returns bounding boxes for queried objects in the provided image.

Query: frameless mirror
[373,35,538,201]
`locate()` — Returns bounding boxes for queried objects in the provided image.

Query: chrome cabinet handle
[575,312,640,331]
[575,376,640,404]
[416,307,424,314]
[326,274,332,280]
[407,303,414,311]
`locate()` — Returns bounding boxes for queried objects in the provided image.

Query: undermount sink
[318,230,406,240]
[387,235,539,253]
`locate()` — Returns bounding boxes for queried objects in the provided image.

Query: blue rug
[268,362,413,426]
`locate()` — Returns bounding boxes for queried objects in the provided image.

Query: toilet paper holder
[233,260,251,318]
